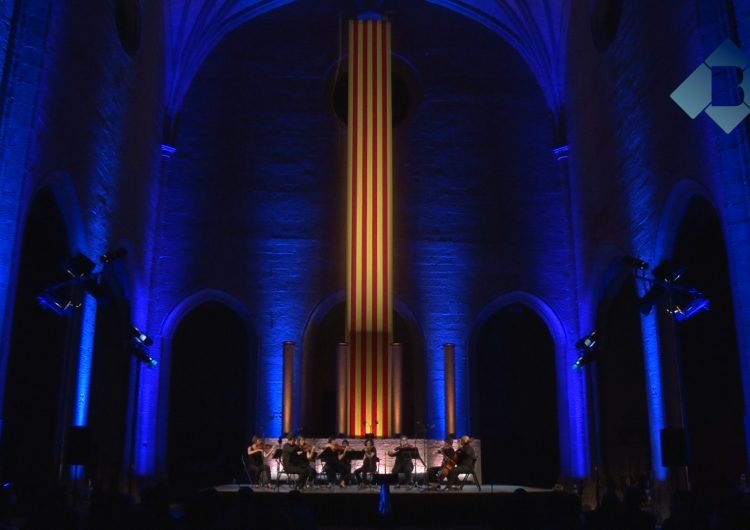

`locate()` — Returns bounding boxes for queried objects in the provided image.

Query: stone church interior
[1,0,749,528]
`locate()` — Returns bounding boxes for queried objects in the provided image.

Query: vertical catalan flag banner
[346,18,393,437]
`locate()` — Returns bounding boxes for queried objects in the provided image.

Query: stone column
[444,343,456,436]
[283,341,295,435]
[391,342,402,434]
[336,343,348,435]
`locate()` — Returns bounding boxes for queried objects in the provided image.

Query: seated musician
[427,437,455,487]
[353,437,378,484]
[445,435,476,489]
[281,435,313,489]
[336,439,352,486]
[388,435,415,486]
[319,437,340,485]
[296,436,317,484]
[247,435,274,486]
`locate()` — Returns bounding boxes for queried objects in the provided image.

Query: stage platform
[197,483,580,528]
[213,483,550,494]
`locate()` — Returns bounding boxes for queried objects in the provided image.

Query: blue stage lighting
[671,296,711,322]
[37,284,82,316]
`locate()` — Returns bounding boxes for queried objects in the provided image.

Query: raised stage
[200,483,578,529]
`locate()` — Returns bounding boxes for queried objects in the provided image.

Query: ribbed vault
[162,0,570,140]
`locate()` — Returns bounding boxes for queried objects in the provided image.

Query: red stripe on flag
[359,20,369,438]
[371,20,379,436]
[381,21,389,436]
[349,21,359,435]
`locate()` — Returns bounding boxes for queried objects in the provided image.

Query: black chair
[240,454,255,485]
[275,459,299,490]
[458,458,481,491]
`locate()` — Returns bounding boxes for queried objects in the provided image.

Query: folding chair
[240,454,255,485]
[458,458,481,491]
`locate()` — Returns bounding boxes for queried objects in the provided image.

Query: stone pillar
[336,343,348,435]
[444,343,456,436]
[391,342,402,434]
[283,341,295,435]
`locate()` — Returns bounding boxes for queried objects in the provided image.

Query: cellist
[427,437,456,488]
[445,435,476,490]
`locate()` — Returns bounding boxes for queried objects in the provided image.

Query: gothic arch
[469,291,565,486]
[300,290,426,436]
[157,289,258,477]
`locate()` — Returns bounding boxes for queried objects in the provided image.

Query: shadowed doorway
[1,188,73,498]
[167,301,257,494]
[673,196,746,494]
[472,303,559,487]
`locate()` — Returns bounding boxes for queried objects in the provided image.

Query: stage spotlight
[65,253,96,278]
[37,286,81,316]
[637,260,691,315]
[575,331,598,353]
[100,247,127,264]
[132,344,158,368]
[573,331,598,371]
[670,296,711,322]
[130,325,154,346]
[623,256,649,270]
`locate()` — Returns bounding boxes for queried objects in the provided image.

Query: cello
[438,447,461,480]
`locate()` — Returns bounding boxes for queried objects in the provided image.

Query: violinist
[388,435,415,487]
[427,437,455,488]
[281,435,313,489]
[353,437,378,485]
[320,437,340,485]
[445,435,476,490]
[321,438,352,487]
[297,436,317,484]
[247,435,275,487]
[337,439,352,486]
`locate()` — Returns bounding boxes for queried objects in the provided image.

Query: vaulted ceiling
[163,0,570,138]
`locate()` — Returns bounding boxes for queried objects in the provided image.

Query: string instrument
[390,443,412,455]
[439,448,462,480]
[301,442,318,459]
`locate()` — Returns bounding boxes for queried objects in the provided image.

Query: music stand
[397,447,423,489]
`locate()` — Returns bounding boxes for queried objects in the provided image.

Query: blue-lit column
[133,143,175,477]
[553,143,591,481]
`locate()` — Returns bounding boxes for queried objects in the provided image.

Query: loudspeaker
[66,426,91,465]
[660,427,688,467]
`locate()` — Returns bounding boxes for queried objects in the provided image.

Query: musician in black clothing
[281,436,313,489]
[336,439,353,486]
[427,437,455,486]
[445,435,476,489]
[320,437,340,485]
[388,436,416,486]
[353,438,378,484]
[247,435,274,486]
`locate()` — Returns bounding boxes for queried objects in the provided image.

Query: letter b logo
[671,39,750,133]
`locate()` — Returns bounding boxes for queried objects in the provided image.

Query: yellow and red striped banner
[346,18,393,437]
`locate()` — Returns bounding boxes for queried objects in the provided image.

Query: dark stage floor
[201,483,578,528]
